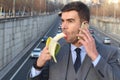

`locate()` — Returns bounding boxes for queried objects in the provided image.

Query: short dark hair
[60,1,90,23]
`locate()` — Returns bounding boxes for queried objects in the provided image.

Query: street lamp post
[114,3,116,21]
[31,0,34,16]
[54,0,57,12]
[102,3,106,19]
[113,1,118,22]
[39,0,41,14]
[0,5,2,16]
[95,3,99,18]
[109,0,118,22]
[12,0,15,17]
[45,0,46,14]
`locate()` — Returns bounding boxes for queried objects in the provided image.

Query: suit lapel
[59,43,71,80]
[79,55,92,80]
[56,43,70,63]
[78,40,100,80]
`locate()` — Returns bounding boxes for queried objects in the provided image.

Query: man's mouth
[62,32,68,39]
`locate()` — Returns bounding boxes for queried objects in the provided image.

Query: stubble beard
[69,31,79,44]
[71,37,79,44]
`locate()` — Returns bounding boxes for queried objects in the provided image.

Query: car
[103,37,111,45]
[41,36,48,43]
[57,29,62,33]
[30,48,42,58]
[58,26,61,29]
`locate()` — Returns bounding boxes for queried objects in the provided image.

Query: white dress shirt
[30,44,101,77]
[71,44,101,66]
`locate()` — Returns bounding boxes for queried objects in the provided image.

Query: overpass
[0,13,120,79]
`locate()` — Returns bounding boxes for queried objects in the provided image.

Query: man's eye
[68,20,74,23]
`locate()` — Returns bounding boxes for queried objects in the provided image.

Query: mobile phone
[78,22,89,39]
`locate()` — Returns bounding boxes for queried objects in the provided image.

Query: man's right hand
[36,46,52,68]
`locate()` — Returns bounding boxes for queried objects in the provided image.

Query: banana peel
[46,33,66,63]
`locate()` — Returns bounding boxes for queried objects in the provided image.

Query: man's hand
[36,46,52,67]
[77,27,99,61]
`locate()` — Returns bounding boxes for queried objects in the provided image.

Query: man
[29,1,120,80]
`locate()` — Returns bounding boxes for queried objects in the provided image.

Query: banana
[53,33,66,41]
[46,33,66,63]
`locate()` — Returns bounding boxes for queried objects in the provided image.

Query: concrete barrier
[0,13,58,70]
[90,17,120,42]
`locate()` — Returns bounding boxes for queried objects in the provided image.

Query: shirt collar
[71,44,86,52]
[71,44,86,63]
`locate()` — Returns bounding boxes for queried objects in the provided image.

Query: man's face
[61,10,81,44]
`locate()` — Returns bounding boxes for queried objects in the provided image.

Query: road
[2,19,120,80]
[91,26,120,48]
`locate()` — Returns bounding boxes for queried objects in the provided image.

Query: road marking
[10,55,30,80]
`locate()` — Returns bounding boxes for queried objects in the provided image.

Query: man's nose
[61,22,68,29]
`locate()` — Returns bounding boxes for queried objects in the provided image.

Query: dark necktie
[74,48,81,73]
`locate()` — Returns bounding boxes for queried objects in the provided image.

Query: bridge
[0,13,120,80]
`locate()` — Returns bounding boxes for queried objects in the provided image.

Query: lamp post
[45,0,46,14]
[95,2,100,19]
[39,0,41,14]
[113,0,118,22]
[12,0,15,17]
[102,3,106,19]
[0,5,2,16]
[108,0,118,22]
[31,0,34,16]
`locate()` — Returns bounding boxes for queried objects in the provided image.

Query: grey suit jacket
[28,40,120,80]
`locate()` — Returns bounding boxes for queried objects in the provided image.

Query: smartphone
[78,21,89,39]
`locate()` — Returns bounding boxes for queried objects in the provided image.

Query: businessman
[28,1,120,80]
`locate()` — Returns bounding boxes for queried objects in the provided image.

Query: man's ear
[58,11,62,17]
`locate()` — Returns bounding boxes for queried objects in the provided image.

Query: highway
[92,26,120,48]
[2,19,120,80]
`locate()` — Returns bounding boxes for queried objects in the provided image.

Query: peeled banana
[46,33,66,63]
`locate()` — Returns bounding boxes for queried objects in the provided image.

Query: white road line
[10,55,30,80]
